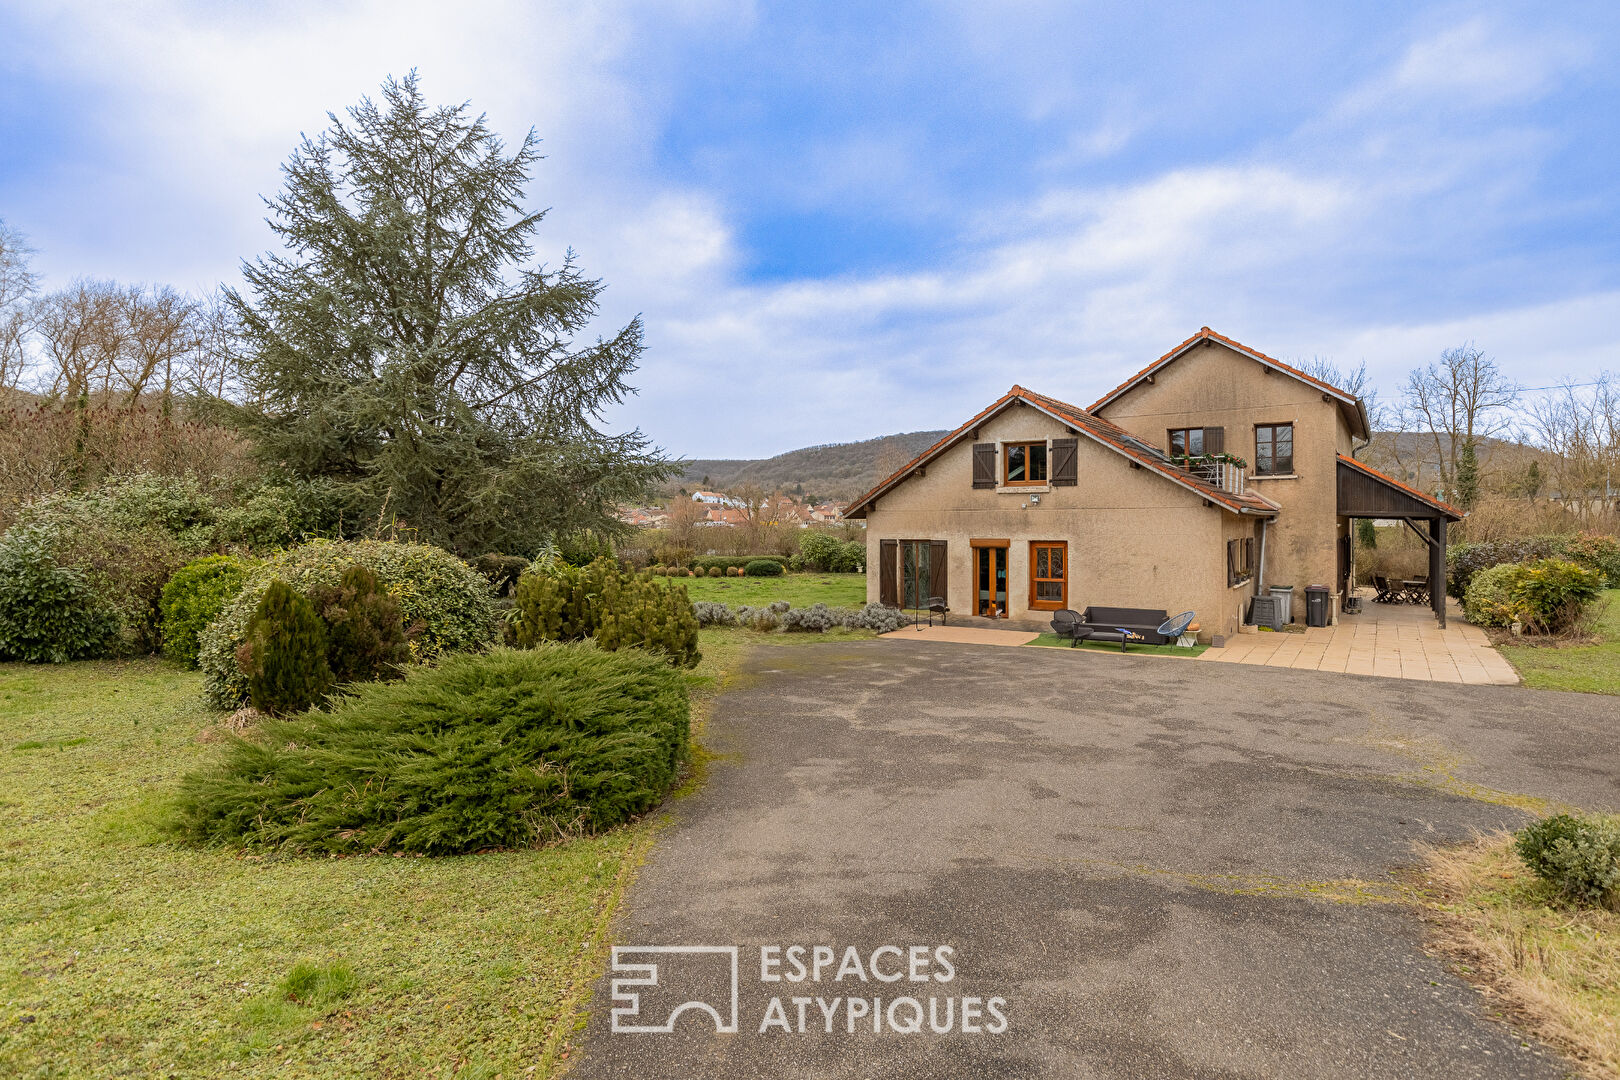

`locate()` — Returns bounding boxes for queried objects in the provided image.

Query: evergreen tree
[308,564,409,685]
[1455,440,1480,510]
[227,73,672,555]
[1355,517,1378,551]
[241,580,333,715]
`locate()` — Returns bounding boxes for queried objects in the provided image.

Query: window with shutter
[1051,437,1078,486]
[1204,427,1225,454]
[971,443,996,489]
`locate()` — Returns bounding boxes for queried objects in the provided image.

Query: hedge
[198,540,497,708]
[510,557,699,667]
[172,644,690,855]
[690,554,789,572]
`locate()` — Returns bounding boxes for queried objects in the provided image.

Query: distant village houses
[614,492,852,529]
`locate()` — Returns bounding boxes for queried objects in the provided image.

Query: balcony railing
[1186,459,1246,495]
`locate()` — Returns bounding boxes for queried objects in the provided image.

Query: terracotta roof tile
[845,385,1280,518]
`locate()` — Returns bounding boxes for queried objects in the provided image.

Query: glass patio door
[975,545,1007,617]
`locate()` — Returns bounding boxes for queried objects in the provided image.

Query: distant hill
[672,430,949,501]
[1362,432,1540,490]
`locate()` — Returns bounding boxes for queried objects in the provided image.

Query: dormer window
[1003,442,1047,484]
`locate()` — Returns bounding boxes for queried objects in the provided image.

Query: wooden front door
[1028,541,1068,611]
[974,544,1008,617]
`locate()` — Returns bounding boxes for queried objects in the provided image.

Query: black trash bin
[1305,584,1331,628]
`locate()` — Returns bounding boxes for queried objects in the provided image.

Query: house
[843,328,1462,641]
[691,490,740,507]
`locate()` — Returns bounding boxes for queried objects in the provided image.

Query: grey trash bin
[1269,584,1294,625]
[1305,585,1330,628]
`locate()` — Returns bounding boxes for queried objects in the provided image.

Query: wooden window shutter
[1226,539,1237,587]
[1051,437,1078,486]
[1204,427,1225,454]
[879,539,898,606]
[971,443,996,488]
[929,540,948,602]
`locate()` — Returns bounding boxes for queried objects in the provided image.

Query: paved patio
[1199,593,1519,685]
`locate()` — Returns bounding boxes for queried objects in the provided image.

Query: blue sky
[2,1,1617,457]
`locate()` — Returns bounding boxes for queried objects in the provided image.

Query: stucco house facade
[845,328,1462,642]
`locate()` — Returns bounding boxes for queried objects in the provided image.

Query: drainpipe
[1254,517,1269,596]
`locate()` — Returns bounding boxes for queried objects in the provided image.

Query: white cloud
[2,3,1611,459]
[1337,17,1588,117]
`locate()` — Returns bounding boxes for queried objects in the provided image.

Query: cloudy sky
[2,1,1617,457]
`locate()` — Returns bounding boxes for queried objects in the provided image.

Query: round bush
[0,523,119,663]
[1462,563,1522,628]
[1512,557,1604,634]
[160,554,255,667]
[708,566,723,577]
[1515,813,1620,909]
[173,643,690,855]
[745,559,785,577]
[198,539,497,708]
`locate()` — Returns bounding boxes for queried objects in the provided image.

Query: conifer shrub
[745,559,784,577]
[308,564,409,685]
[240,580,333,715]
[160,554,255,667]
[510,558,699,667]
[173,644,690,854]
[199,540,497,708]
[1515,813,1620,910]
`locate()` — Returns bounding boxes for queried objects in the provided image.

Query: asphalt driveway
[575,640,1619,1079]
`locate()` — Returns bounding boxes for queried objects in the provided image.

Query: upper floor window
[1003,441,1047,484]
[1255,423,1294,475]
[1168,427,1220,456]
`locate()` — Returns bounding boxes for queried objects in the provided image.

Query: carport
[1336,454,1464,628]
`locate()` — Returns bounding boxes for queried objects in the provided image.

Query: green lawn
[1024,633,1208,657]
[1497,589,1620,695]
[0,630,763,1078]
[663,571,866,608]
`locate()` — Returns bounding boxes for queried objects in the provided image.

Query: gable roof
[1336,454,1463,520]
[843,385,1281,519]
[1089,327,1372,440]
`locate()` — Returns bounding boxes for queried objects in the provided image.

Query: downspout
[1254,516,1269,596]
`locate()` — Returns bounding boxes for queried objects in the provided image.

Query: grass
[1497,590,1620,695]
[0,628,775,1078]
[1024,633,1208,658]
[661,571,866,609]
[1422,833,1619,1078]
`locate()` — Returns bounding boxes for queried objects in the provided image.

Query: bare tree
[0,219,37,391]
[33,280,125,400]
[1524,373,1618,520]
[1399,343,1519,501]
[118,284,200,407]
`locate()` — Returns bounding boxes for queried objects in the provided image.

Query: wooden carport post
[1429,517,1446,628]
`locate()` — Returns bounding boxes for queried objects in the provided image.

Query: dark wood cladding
[1337,459,1447,518]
